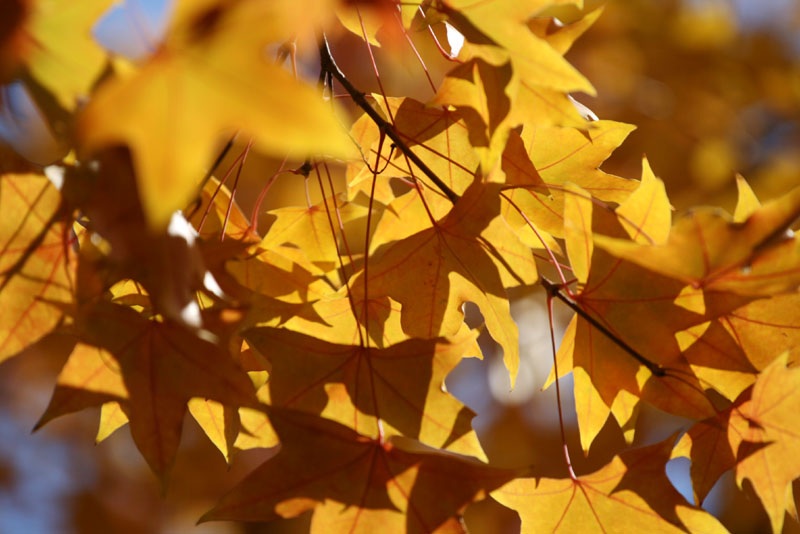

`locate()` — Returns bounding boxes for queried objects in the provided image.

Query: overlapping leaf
[671,403,740,505]
[3,0,800,531]
[595,184,800,296]
[353,182,537,385]
[202,408,518,532]
[261,192,366,272]
[727,355,800,533]
[39,300,258,482]
[549,167,800,453]
[500,119,637,242]
[244,326,485,459]
[545,170,732,451]
[437,0,594,95]
[493,436,729,533]
[672,354,800,532]
[61,150,215,325]
[720,293,800,368]
[431,58,514,169]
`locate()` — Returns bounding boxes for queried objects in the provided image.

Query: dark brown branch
[539,275,666,377]
[319,34,460,205]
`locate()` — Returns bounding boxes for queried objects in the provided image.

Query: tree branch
[319,34,460,205]
[539,275,666,377]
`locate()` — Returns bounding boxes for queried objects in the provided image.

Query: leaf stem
[313,162,366,348]
[547,294,577,480]
[499,191,574,296]
[220,139,251,241]
[362,129,387,341]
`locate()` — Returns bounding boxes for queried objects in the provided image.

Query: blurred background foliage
[1,0,800,532]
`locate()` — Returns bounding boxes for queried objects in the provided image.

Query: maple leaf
[352,182,537,385]
[549,167,800,452]
[673,319,756,402]
[507,7,605,130]
[201,407,518,532]
[228,247,333,306]
[435,0,594,95]
[78,0,354,228]
[431,8,608,169]
[500,119,638,244]
[720,293,800,369]
[544,167,737,451]
[4,0,800,531]
[671,402,741,505]
[12,0,113,110]
[431,58,514,169]
[366,184,453,252]
[595,184,800,297]
[492,435,730,534]
[261,192,366,272]
[727,354,800,534]
[243,326,486,459]
[520,119,637,205]
[34,338,126,426]
[63,149,234,328]
[42,300,259,482]
[187,398,241,464]
[183,174,337,320]
[186,175,259,242]
[0,172,76,362]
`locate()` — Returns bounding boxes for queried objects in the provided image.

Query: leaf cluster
[1,1,800,533]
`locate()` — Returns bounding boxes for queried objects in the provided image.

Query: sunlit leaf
[440,0,594,95]
[0,172,75,362]
[493,435,729,533]
[22,0,113,109]
[79,0,353,228]
[188,397,240,464]
[353,182,536,386]
[595,185,800,296]
[728,355,800,533]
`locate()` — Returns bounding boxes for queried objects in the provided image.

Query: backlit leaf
[353,182,536,386]
[440,0,594,95]
[493,435,729,533]
[79,0,353,228]
[595,185,800,296]
[244,326,486,459]
[71,300,258,482]
[188,397,239,464]
[728,355,800,533]
[201,408,518,532]
[23,0,113,109]
[0,172,75,362]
